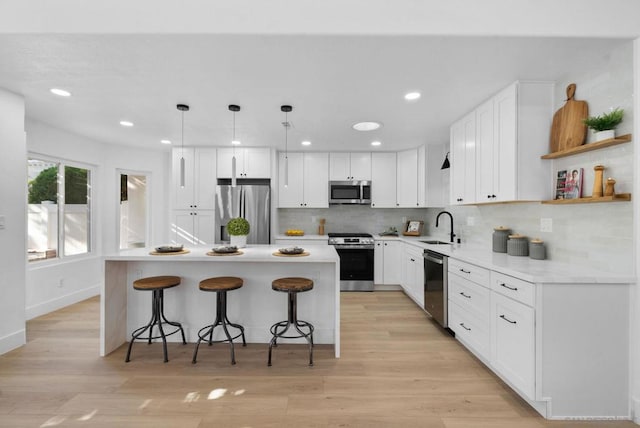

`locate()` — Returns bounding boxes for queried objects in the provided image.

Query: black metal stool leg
[268,290,314,367]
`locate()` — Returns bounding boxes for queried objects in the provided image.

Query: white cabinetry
[396,148,426,208]
[374,239,401,285]
[329,152,371,181]
[278,152,329,208]
[371,153,397,208]
[171,147,216,245]
[426,143,449,207]
[450,112,476,205]
[401,244,424,304]
[217,147,271,178]
[451,81,553,205]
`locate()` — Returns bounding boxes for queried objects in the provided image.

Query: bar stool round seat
[268,277,315,367]
[192,276,246,365]
[125,275,186,363]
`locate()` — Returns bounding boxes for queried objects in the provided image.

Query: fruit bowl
[285,229,304,236]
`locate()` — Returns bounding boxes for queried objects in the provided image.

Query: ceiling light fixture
[371,141,381,146]
[50,88,71,97]
[404,91,421,101]
[229,104,241,188]
[177,104,190,188]
[281,105,292,188]
[301,141,311,146]
[160,139,171,145]
[119,120,134,127]
[353,121,382,131]
[441,152,451,170]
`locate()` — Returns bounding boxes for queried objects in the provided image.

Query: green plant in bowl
[582,108,624,132]
[227,217,250,236]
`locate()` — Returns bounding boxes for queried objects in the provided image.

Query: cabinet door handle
[487,194,491,199]
[459,292,471,299]
[500,314,517,324]
[459,268,470,274]
[459,323,471,331]
[410,258,415,262]
[500,282,518,291]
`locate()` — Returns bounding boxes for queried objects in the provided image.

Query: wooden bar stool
[125,275,186,363]
[268,277,314,366]
[192,276,246,365]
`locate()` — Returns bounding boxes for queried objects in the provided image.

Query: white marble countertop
[104,244,339,263]
[375,235,634,284]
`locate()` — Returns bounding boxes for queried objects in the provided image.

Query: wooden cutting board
[549,83,589,153]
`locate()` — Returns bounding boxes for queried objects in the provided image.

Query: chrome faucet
[436,211,456,243]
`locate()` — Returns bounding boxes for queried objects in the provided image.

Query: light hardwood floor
[0,291,635,427]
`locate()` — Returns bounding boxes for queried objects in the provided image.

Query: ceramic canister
[507,234,529,256]
[529,238,546,260]
[492,226,511,253]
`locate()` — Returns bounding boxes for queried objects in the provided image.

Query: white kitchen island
[102,245,340,357]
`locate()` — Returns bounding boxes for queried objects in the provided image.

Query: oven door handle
[423,253,444,264]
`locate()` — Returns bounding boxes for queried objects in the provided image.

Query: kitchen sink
[419,240,452,245]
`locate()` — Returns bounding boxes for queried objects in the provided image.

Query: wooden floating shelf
[541,193,631,205]
[541,134,632,159]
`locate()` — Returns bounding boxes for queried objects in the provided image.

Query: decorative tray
[154,245,184,253]
[278,246,304,255]
[212,245,239,254]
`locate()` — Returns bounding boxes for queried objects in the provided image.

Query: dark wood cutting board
[549,83,588,152]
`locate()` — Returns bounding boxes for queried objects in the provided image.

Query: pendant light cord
[285,110,288,160]
[181,109,185,156]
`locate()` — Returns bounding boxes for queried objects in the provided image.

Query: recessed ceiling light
[119,121,134,127]
[231,140,241,145]
[160,140,171,145]
[301,141,311,146]
[371,141,382,146]
[50,88,71,97]
[404,92,421,101]
[353,121,382,131]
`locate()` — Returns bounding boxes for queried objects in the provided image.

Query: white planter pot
[230,234,247,248]
[594,129,615,142]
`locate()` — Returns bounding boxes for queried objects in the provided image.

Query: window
[27,158,92,262]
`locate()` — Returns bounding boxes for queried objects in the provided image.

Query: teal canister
[507,234,529,256]
[529,238,546,260]
[492,226,511,253]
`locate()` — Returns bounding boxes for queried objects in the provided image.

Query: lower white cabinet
[401,244,424,304]
[171,210,215,246]
[491,291,535,399]
[374,240,401,285]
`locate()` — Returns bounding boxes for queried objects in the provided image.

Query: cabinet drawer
[448,258,490,287]
[491,271,535,307]
[448,274,490,321]
[449,300,490,361]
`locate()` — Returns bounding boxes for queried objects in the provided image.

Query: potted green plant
[582,108,624,142]
[227,217,250,248]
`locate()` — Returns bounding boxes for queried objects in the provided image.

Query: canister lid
[494,226,511,231]
[508,234,527,239]
[530,238,544,244]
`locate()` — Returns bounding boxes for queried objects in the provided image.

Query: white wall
[25,119,170,319]
[0,88,27,354]
[631,36,639,426]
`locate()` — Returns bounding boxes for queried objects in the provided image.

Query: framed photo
[402,220,424,236]
[555,168,583,200]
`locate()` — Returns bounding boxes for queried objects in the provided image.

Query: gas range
[327,233,374,247]
[328,233,374,291]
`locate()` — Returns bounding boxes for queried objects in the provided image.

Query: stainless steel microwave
[329,181,371,205]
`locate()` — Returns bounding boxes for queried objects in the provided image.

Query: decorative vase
[594,129,615,142]
[230,234,247,248]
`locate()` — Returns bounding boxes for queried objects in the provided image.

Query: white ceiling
[0,34,630,152]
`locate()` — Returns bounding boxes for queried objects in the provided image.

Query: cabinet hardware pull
[459,292,471,298]
[460,323,471,331]
[500,283,518,291]
[410,258,415,262]
[460,269,470,274]
[500,314,517,324]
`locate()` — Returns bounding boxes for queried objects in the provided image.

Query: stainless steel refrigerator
[215,179,271,245]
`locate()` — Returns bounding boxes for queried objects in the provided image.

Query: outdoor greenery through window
[27,158,92,262]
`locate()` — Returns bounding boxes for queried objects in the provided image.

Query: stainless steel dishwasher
[423,250,448,328]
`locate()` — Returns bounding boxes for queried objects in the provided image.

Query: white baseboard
[0,329,26,355]
[26,284,100,320]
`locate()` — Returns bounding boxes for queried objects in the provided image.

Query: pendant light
[229,104,241,187]
[441,152,450,170]
[281,105,292,187]
[177,104,190,187]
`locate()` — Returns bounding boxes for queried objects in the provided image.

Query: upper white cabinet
[396,147,427,208]
[450,111,476,205]
[371,152,397,208]
[217,147,271,179]
[426,143,449,207]
[329,152,372,181]
[278,152,329,208]
[172,147,217,210]
[451,81,553,205]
